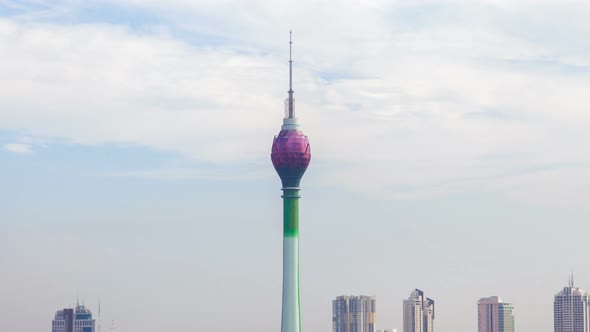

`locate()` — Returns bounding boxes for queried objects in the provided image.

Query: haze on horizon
[1,1,590,331]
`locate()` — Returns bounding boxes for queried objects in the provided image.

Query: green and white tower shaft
[282,188,301,332]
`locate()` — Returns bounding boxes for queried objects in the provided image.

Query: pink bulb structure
[271,128,311,188]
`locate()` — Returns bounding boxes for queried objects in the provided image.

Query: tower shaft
[281,188,301,332]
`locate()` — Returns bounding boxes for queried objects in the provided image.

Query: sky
[1,0,590,331]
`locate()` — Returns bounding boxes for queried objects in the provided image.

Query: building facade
[403,289,434,332]
[554,277,590,332]
[478,296,515,332]
[333,295,376,332]
[52,304,95,332]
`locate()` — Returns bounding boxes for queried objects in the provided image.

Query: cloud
[103,166,269,181]
[3,143,32,154]
[0,1,589,207]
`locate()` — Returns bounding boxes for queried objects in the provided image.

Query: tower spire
[288,30,294,118]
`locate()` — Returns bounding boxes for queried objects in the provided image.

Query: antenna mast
[288,30,294,118]
[98,299,101,332]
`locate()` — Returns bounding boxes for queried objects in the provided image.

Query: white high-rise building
[333,295,376,332]
[52,304,96,332]
[554,276,590,332]
[403,289,434,332]
[478,296,515,332]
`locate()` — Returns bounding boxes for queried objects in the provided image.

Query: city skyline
[50,285,590,332]
[2,1,590,332]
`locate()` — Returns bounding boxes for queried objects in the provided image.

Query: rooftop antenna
[287,30,294,118]
[571,271,575,288]
[98,298,101,332]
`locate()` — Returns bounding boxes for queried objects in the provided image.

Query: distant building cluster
[333,277,590,332]
[49,277,590,332]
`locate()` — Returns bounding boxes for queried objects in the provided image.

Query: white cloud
[3,143,32,154]
[0,1,589,206]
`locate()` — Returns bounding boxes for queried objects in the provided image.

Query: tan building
[478,296,515,332]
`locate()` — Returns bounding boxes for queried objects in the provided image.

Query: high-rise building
[554,276,590,332]
[403,289,434,332]
[52,303,95,332]
[478,296,515,332]
[271,32,311,332]
[333,295,376,332]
